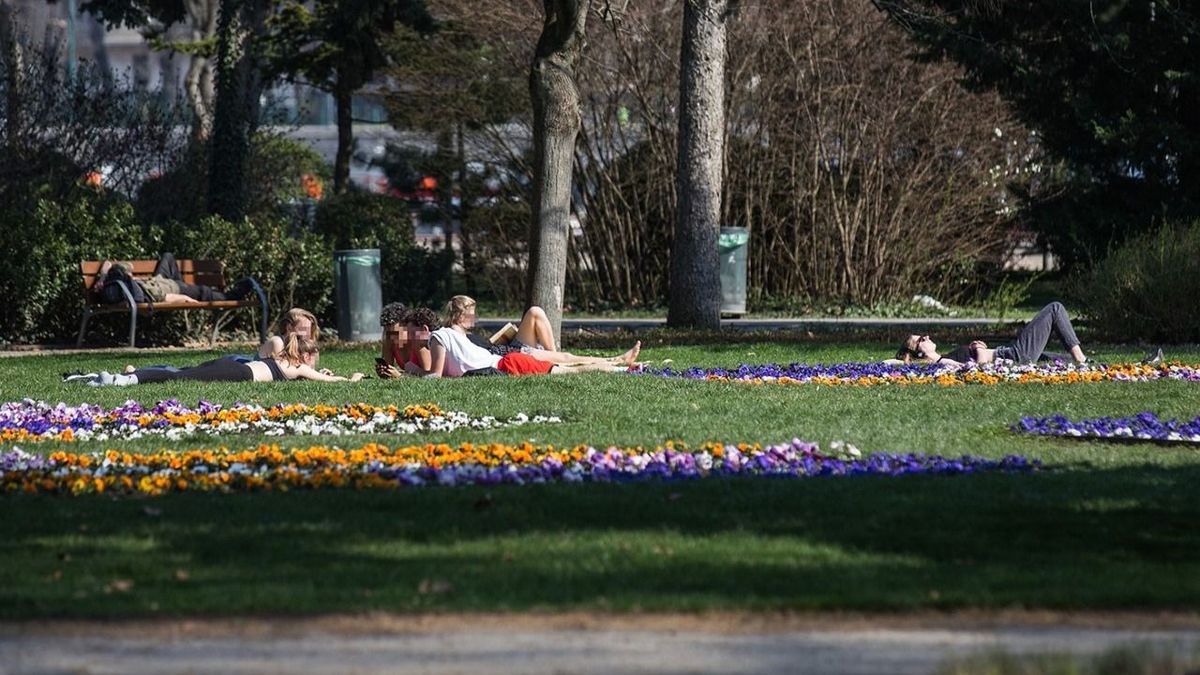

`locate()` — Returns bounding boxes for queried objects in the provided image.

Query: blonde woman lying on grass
[73,336,364,386]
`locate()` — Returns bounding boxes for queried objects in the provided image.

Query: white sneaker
[63,373,99,384]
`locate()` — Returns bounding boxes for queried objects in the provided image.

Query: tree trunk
[526,0,591,345]
[207,0,267,221]
[668,0,729,328]
[0,3,24,156]
[333,74,353,194]
[456,119,477,295]
[183,0,219,140]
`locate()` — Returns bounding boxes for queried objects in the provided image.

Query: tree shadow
[3,462,1200,617]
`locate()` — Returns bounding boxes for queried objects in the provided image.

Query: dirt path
[4,611,1199,675]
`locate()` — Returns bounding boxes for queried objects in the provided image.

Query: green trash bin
[333,249,382,342]
[718,227,750,315]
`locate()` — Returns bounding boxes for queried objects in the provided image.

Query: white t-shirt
[430,327,501,377]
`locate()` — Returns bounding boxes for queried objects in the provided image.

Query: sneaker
[1140,347,1164,366]
[62,372,99,384]
[225,278,255,301]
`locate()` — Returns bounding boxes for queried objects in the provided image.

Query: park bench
[77,259,268,348]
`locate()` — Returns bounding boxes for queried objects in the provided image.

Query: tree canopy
[875,0,1200,264]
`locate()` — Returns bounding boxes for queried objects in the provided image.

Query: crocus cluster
[638,361,1200,387]
[1013,412,1200,444]
[0,439,1038,496]
[0,400,560,443]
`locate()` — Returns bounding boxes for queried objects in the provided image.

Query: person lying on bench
[77,335,364,385]
[96,252,253,305]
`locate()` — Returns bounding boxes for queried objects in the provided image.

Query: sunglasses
[910,336,930,356]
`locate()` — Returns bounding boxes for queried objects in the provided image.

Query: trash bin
[333,249,382,342]
[718,227,750,315]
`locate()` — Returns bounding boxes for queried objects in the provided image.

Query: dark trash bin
[333,249,382,341]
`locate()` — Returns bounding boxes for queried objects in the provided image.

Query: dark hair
[380,302,408,327]
[404,307,438,328]
[894,336,922,364]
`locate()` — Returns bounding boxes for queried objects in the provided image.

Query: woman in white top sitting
[409,296,641,377]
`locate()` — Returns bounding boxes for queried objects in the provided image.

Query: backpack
[100,263,147,304]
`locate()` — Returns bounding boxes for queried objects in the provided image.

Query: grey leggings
[994,302,1081,364]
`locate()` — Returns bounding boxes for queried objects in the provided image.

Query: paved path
[3,613,1198,675]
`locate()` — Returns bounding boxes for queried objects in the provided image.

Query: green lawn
[1,341,1199,618]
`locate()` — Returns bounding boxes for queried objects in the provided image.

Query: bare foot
[620,341,642,367]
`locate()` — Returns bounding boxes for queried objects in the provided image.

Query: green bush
[0,187,159,343]
[172,215,335,331]
[1075,220,1200,343]
[315,191,453,306]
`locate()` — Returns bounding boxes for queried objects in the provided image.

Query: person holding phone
[377,306,435,379]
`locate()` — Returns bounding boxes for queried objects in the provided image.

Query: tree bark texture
[668,0,728,328]
[526,0,591,345]
[0,3,24,156]
[207,0,266,221]
[183,0,219,140]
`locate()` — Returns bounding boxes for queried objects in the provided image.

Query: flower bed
[639,361,1200,387]
[0,439,1038,496]
[1013,412,1200,444]
[0,400,559,443]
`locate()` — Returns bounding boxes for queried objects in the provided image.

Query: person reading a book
[406,295,641,377]
[445,296,641,368]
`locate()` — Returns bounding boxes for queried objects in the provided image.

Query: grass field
[2,340,1199,618]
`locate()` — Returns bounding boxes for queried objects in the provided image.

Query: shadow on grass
[2,463,1199,618]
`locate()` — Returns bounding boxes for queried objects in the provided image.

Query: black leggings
[135,357,254,383]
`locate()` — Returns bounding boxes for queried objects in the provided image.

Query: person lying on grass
[437,295,642,370]
[405,295,641,377]
[124,306,326,377]
[79,336,364,386]
[377,305,434,380]
[892,301,1087,367]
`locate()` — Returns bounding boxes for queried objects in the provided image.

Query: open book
[489,322,518,345]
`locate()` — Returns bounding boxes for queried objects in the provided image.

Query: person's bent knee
[1048,301,1065,313]
[525,306,548,321]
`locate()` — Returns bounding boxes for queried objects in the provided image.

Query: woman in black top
[85,336,365,386]
[894,301,1087,366]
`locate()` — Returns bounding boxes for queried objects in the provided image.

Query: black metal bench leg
[76,307,93,347]
[128,309,138,347]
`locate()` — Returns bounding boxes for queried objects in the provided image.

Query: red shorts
[496,352,554,376]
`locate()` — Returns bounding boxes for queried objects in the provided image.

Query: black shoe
[1140,347,1164,365]
[226,278,255,301]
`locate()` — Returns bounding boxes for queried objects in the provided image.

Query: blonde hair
[277,307,320,340]
[280,334,320,366]
[442,295,477,328]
